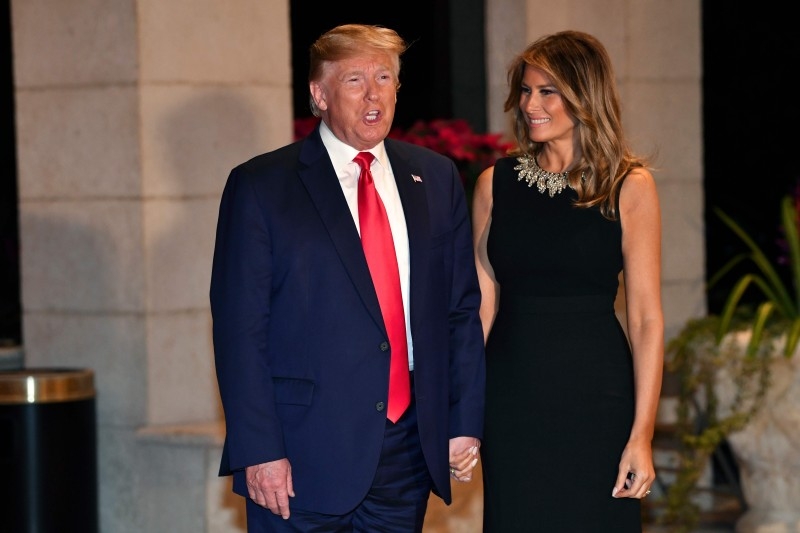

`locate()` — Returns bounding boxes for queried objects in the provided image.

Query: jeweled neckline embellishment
[515,155,574,197]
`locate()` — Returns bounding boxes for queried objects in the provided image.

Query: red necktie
[354,151,411,423]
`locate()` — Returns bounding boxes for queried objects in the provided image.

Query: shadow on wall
[150,87,275,427]
[150,88,274,530]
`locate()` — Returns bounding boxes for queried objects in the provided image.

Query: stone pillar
[11,0,291,530]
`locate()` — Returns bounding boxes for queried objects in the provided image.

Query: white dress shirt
[318,121,414,370]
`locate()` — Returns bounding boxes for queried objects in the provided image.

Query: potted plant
[662,194,800,532]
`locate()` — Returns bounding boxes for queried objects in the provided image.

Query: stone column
[11,0,291,530]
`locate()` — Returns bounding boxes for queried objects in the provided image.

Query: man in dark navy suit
[210,24,485,532]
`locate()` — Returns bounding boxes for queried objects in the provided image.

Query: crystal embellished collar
[515,155,574,197]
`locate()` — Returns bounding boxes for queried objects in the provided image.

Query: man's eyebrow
[338,69,364,78]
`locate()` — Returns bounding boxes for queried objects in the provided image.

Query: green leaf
[746,301,774,358]
[782,196,800,308]
[715,207,795,314]
[716,275,757,343]
[707,253,749,289]
[785,318,800,357]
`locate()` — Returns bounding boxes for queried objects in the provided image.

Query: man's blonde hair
[308,24,407,117]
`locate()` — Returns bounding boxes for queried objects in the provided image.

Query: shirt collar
[318,120,389,174]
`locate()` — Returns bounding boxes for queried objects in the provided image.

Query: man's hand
[246,458,295,519]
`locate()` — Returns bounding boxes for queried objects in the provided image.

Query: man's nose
[365,81,379,100]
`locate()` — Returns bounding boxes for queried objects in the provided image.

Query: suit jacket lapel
[298,129,386,333]
[385,139,431,332]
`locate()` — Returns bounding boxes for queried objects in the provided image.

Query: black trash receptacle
[0,368,98,533]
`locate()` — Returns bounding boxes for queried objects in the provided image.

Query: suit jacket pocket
[273,377,315,406]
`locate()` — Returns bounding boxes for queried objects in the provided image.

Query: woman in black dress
[472,30,664,532]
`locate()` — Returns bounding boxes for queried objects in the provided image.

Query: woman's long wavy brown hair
[505,30,650,220]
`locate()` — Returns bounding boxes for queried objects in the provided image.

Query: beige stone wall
[10,0,702,530]
[12,0,290,530]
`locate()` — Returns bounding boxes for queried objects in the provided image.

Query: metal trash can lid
[0,368,95,404]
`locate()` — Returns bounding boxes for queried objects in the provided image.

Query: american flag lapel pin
[412,174,422,183]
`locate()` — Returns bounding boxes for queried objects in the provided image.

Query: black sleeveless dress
[481,157,641,532]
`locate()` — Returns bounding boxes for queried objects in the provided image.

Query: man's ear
[309,81,328,112]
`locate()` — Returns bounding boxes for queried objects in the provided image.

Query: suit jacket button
[380,342,389,351]
[375,401,385,412]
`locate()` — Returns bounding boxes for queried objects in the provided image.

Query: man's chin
[353,129,391,149]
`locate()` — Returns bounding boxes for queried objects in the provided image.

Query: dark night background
[290,1,453,130]
[1,2,797,344]
[1,0,19,346]
[702,7,799,312]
